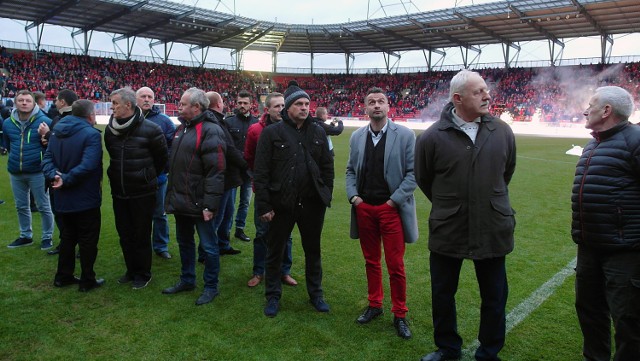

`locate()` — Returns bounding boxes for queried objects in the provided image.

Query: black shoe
[195,289,219,305]
[47,246,60,255]
[420,350,461,361]
[79,278,105,292]
[162,281,196,294]
[393,316,412,339]
[156,251,172,259]
[118,273,133,284]
[53,276,80,288]
[310,297,330,313]
[132,276,152,290]
[264,297,280,317]
[220,247,241,255]
[7,237,33,248]
[356,306,383,324]
[234,228,251,242]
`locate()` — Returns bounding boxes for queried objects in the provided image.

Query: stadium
[0,0,639,360]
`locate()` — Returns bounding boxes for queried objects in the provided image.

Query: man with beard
[254,82,334,317]
[346,87,417,340]
[162,87,226,306]
[136,86,175,260]
[105,87,168,290]
[223,90,258,244]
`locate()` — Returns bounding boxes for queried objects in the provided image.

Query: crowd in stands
[0,48,638,122]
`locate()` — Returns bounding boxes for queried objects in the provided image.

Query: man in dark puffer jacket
[572,85,640,361]
[162,87,226,307]
[105,87,168,290]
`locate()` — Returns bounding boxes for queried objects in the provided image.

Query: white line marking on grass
[460,257,577,360]
[518,156,578,165]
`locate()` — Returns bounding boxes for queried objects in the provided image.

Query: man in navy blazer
[346,87,418,340]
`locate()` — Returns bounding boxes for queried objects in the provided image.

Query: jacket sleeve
[244,125,258,171]
[322,119,344,136]
[317,126,334,195]
[503,126,516,185]
[149,122,169,176]
[41,142,56,181]
[161,115,177,150]
[345,130,360,200]
[61,131,103,187]
[414,130,435,201]
[221,123,248,171]
[253,127,273,215]
[200,124,226,212]
[389,129,417,205]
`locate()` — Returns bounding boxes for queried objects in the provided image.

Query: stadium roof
[2,0,639,59]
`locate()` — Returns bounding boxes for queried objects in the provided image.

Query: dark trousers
[265,199,326,301]
[54,208,101,289]
[113,195,155,282]
[430,252,508,361]
[576,245,640,361]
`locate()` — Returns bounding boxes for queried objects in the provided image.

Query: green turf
[0,128,590,361]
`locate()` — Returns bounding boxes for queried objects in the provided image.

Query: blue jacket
[41,115,103,213]
[143,105,175,182]
[2,107,51,174]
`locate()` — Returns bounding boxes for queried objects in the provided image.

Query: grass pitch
[0,128,588,361]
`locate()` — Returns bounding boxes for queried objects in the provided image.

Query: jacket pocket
[272,141,290,160]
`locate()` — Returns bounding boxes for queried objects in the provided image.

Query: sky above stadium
[0,0,638,71]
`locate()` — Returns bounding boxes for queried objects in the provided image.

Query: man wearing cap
[253,81,334,317]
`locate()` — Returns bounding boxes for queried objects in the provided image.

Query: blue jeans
[9,172,54,240]
[152,180,170,253]
[215,189,234,251]
[233,178,252,230]
[253,204,292,276]
[175,214,219,291]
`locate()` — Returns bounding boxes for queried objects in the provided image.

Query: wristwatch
[349,195,359,204]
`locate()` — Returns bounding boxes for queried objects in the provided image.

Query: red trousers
[355,202,408,318]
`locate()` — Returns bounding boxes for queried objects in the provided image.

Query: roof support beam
[571,0,612,42]
[322,28,349,54]
[113,9,196,41]
[233,26,274,53]
[71,0,148,36]
[190,22,260,50]
[341,27,399,57]
[25,0,79,31]
[454,11,520,52]
[509,4,564,48]
[367,23,444,55]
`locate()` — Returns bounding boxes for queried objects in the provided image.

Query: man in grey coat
[415,70,516,361]
[346,87,418,340]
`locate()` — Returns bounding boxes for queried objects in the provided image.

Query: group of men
[2,68,638,361]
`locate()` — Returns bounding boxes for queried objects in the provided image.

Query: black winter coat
[165,112,226,217]
[572,120,640,250]
[104,106,168,199]
[208,110,248,190]
[253,115,334,215]
[415,102,516,260]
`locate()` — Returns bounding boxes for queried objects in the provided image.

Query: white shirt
[451,109,481,144]
[367,121,389,146]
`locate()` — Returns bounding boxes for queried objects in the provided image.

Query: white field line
[459,257,577,360]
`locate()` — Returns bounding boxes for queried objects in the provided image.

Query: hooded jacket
[244,112,275,170]
[2,106,51,174]
[104,106,168,199]
[41,115,103,213]
[571,120,640,250]
[165,111,226,217]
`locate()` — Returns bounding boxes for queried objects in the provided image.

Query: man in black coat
[572,86,640,361]
[415,70,516,361]
[105,87,168,290]
[253,82,334,318]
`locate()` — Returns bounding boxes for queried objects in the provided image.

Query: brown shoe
[247,274,263,287]
[281,274,298,286]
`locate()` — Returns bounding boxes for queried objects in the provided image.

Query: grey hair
[594,86,635,120]
[72,99,96,118]
[449,69,482,102]
[110,87,137,109]
[183,87,209,111]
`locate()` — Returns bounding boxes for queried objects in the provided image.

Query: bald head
[206,91,224,113]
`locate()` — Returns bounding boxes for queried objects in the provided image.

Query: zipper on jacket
[578,142,598,241]
[119,136,128,196]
